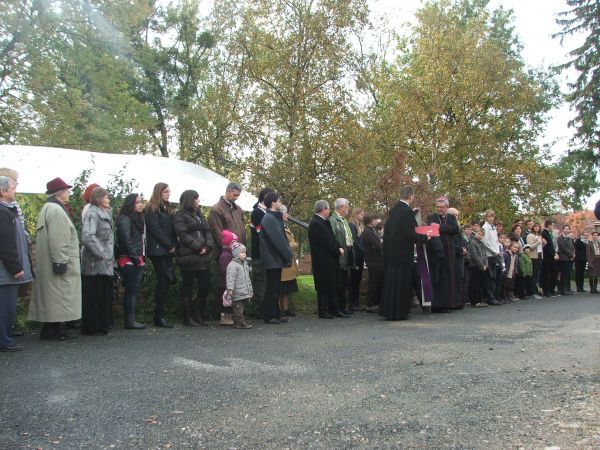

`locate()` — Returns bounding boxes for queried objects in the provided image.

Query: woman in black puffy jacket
[145,183,177,328]
[173,190,213,326]
[116,193,146,329]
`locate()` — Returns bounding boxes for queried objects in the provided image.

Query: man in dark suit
[380,186,429,320]
[541,219,559,297]
[308,200,348,319]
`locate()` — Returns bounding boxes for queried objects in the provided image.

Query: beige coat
[281,226,299,282]
[28,201,82,322]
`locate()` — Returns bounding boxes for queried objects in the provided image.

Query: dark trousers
[348,265,364,306]
[251,258,266,317]
[0,284,19,348]
[181,269,211,317]
[522,276,533,296]
[336,268,350,311]
[542,258,557,295]
[317,290,339,316]
[180,269,211,299]
[558,261,573,294]
[120,265,144,315]
[468,268,485,305]
[82,275,113,333]
[366,263,383,307]
[575,261,586,291]
[484,257,499,301]
[264,268,282,321]
[531,258,541,294]
[149,255,171,322]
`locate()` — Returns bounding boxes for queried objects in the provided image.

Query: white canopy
[0,145,256,211]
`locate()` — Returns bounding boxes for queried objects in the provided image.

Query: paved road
[1,294,599,449]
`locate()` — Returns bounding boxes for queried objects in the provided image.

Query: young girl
[218,230,238,326]
[226,244,253,329]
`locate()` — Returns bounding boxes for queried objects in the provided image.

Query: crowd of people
[1,168,599,352]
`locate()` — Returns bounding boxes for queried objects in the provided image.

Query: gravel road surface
[1,294,599,449]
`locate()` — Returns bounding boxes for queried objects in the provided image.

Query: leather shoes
[334,312,350,318]
[282,309,296,317]
[341,309,354,315]
[279,316,289,323]
[265,318,282,324]
[154,318,174,328]
[319,313,335,319]
[0,344,23,352]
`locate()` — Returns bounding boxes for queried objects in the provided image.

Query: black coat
[349,222,364,264]
[250,204,267,259]
[541,229,556,259]
[259,210,292,270]
[383,201,427,267]
[173,209,213,271]
[595,199,600,221]
[362,225,382,267]
[575,238,588,262]
[0,202,22,274]
[116,215,144,263]
[308,214,340,292]
[145,205,176,257]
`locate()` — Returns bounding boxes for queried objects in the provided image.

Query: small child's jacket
[519,252,533,277]
[226,257,254,301]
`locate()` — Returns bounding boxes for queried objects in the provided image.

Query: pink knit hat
[221,230,239,247]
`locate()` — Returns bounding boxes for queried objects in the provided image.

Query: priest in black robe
[427,197,464,312]
[380,186,429,320]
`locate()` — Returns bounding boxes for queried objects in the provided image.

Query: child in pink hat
[218,230,238,325]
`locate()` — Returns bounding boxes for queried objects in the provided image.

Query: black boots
[40,322,74,341]
[182,296,202,327]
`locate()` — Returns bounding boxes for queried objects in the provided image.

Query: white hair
[0,176,13,193]
[334,198,349,209]
[279,205,288,214]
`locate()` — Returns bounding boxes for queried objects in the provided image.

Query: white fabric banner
[0,145,256,211]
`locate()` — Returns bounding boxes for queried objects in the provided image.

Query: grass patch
[288,275,318,316]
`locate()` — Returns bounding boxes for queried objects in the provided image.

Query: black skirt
[82,275,113,333]
[280,279,299,296]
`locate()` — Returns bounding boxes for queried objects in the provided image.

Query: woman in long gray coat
[29,177,81,340]
[80,187,114,335]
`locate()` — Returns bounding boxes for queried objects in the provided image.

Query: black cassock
[427,213,464,310]
[380,201,428,320]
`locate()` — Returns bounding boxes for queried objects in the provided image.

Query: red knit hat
[221,230,239,247]
[82,183,101,204]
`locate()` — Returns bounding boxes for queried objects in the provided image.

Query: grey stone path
[1,294,599,449]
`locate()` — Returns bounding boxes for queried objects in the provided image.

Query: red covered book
[415,225,440,237]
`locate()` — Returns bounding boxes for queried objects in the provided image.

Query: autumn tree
[231,0,369,216]
[366,0,565,220]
